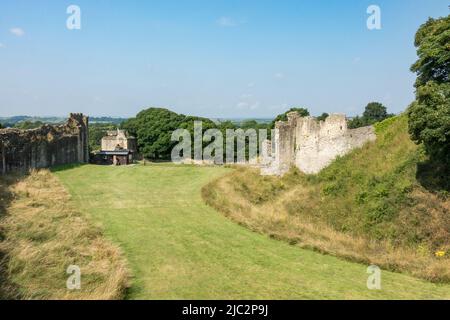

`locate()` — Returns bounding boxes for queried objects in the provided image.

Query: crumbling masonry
[261,112,376,175]
[0,113,89,174]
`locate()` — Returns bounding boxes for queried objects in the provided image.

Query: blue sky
[0,0,448,118]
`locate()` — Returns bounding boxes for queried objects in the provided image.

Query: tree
[122,108,186,159]
[363,102,388,123]
[240,120,258,129]
[88,123,117,151]
[410,16,450,88]
[348,116,367,129]
[348,102,393,128]
[122,108,221,160]
[408,15,450,163]
[408,81,450,162]
[14,121,44,129]
[0,123,3,129]
[271,107,309,128]
[316,113,329,121]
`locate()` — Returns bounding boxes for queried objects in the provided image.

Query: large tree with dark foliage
[363,102,389,123]
[122,108,218,159]
[348,102,393,129]
[407,15,450,164]
[122,108,185,159]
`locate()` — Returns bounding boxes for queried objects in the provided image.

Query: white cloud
[247,82,255,88]
[274,72,284,79]
[10,27,25,37]
[217,17,238,27]
[249,102,260,110]
[236,101,248,108]
[236,101,259,110]
[240,93,253,99]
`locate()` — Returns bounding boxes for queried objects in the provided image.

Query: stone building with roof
[94,129,137,165]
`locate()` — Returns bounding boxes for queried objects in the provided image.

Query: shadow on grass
[50,162,86,173]
[0,174,22,300]
[416,158,449,195]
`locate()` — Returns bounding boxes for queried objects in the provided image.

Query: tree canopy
[271,107,309,128]
[122,108,219,159]
[348,102,393,129]
[13,121,44,129]
[410,16,450,88]
[316,113,329,122]
[408,15,450,163]
[121,108,185,159]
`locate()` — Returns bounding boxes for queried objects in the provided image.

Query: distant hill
[214,118,273,126]
[0,116,128,127]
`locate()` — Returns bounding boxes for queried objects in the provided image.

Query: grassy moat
[50,163,449,299]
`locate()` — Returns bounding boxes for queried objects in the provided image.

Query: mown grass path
[54,164,450,299]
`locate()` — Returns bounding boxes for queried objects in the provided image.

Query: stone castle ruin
[0,113,89,174]
[260,112,376,175]
[91,129,137,165]
[101,129,137,152]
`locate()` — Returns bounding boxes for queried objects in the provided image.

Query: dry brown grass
[203,116,450,283]
[0,169,130,299]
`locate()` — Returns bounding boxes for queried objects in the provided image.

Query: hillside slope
[203,115,449,282]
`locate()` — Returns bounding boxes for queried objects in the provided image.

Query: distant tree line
[120,107,347,160]
[119,102,398,161]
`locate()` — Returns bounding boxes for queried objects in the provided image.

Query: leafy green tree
[347,116,367,129]
[348,102,393,128]
[363,102,389,123]
[316,113,329,121]
[410,16,450,88]
[218,120,236,131]
[408,15,450,164]
[408,81,450,161]
[122,108,186,159]
[271,107,309,128]
[0,123,3,129]
[240,120,259,129]
[89,123,117,151]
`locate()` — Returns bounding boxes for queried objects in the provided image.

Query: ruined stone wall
[261,112,376,175]
[0,113,89,174]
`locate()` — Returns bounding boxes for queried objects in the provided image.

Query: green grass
[54,164,450,299]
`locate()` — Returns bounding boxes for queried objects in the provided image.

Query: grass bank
[203,115,449,283]
[0,170,129,299]
[54,163,450,299]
